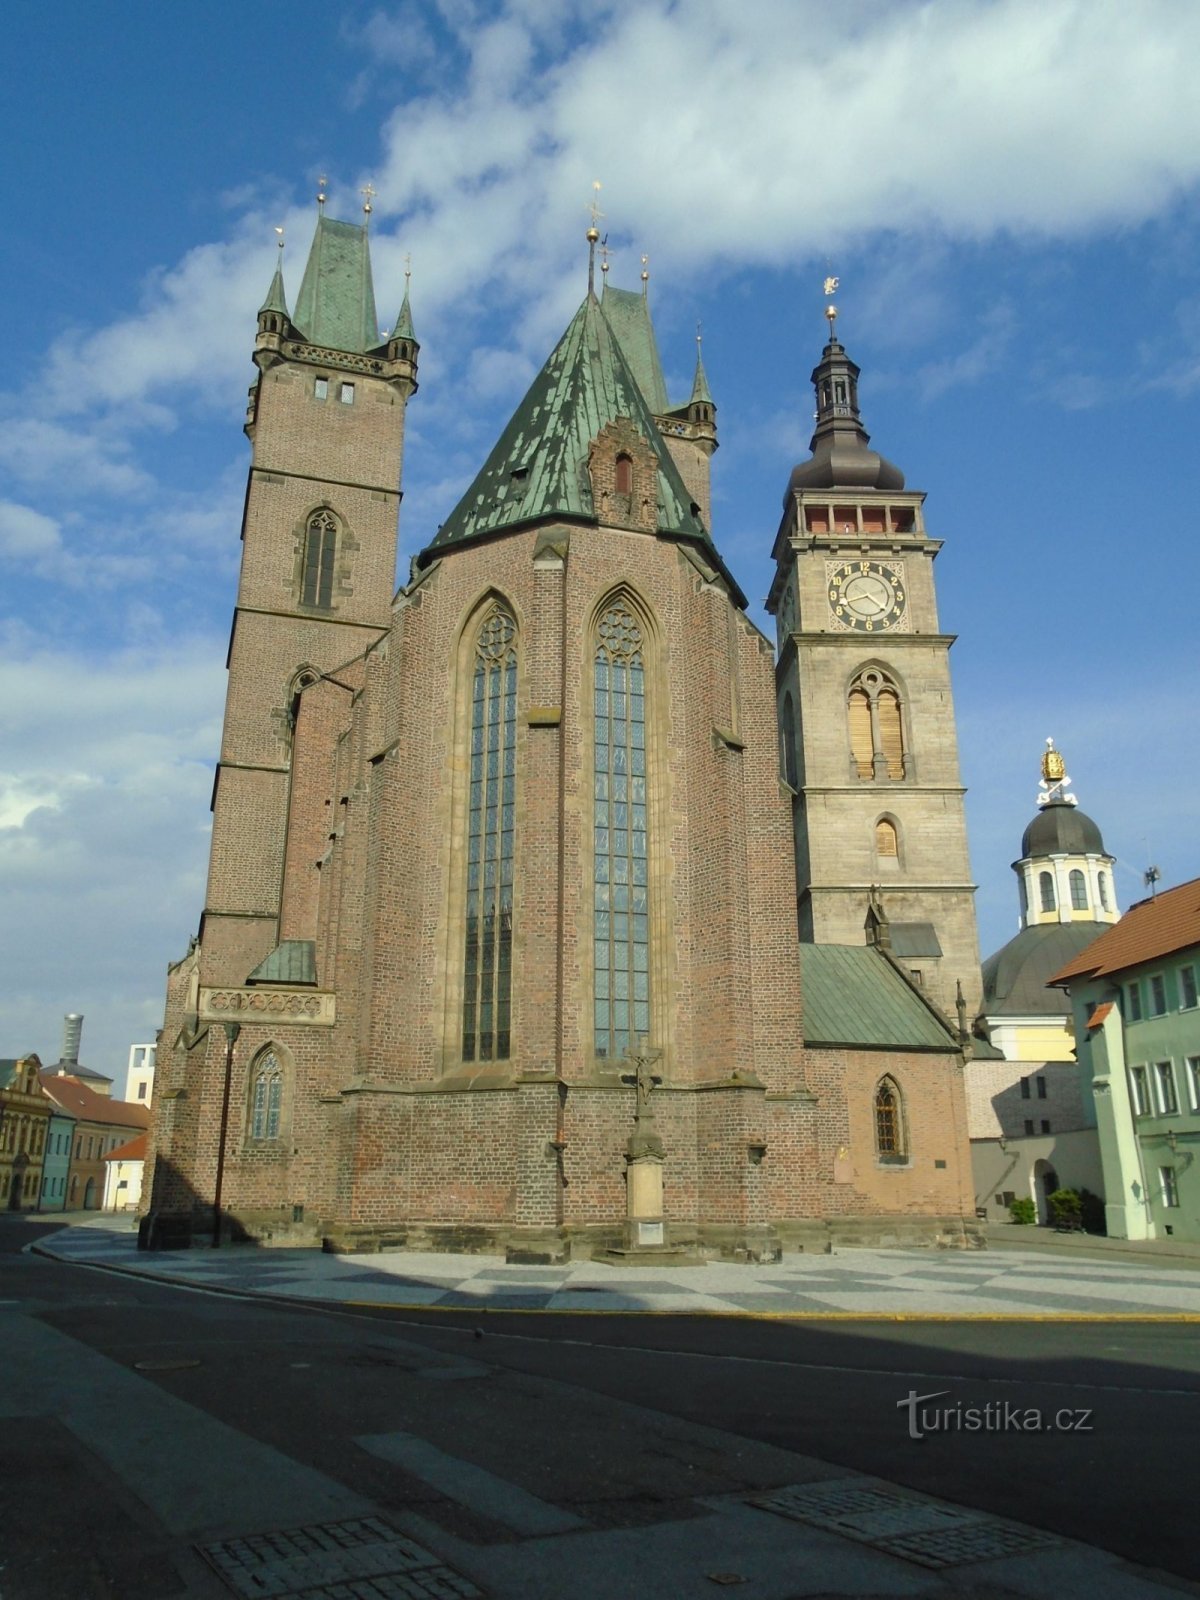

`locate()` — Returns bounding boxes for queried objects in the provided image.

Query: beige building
[145,209,984,1259]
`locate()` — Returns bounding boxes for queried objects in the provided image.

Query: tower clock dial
[827,560,906,632]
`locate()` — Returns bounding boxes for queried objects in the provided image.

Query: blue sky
[4,0,1200,1087]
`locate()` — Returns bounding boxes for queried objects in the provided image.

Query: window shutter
[848,689,873,778]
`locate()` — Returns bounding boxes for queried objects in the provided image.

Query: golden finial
[641,253,649,300]
[361,182,376,220]
[586,181,604,294]
[1036,737,1077,809]
[274,226,285,254]
[317,175,327,211]
[824,271,839,337]
[1041,738,1066,784]
[599,237,610,279]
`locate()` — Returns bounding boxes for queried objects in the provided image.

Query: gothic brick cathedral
[146,211,981,1257]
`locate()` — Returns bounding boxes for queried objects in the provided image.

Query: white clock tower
[767,297,981,1019]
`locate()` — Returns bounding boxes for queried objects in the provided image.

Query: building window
[1182,966,1198,1010]
[340,382,355,404]
[1069,869,1088,910]
[1023,1118,1035,1136]
[137,1082,147,1100]
[1020,1077,1031,1099]
[875,817,899,859]
[1161,1166,1180,1208]
[1041,1119,1051,1134]
[301,509,338,609]
[1187,1056,1200,1111]
[874,1077,906,1162]
[1127,982,1143,1022]
[1036,1075,1047,1099]
[1150,974,1167,1016]
[314,377,329,400]
[1130,1065,1149,1116]
[1039,871,1056,912]
[847,668,905,781]
[1098,871,1110,912]
[249,1051,284,1140]
[594,602,650,1061]
[462,607,517,1063]
[1155,1060,1178,1115]
[780,692,798,788]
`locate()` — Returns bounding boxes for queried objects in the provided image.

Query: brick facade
[147,226,979,1258]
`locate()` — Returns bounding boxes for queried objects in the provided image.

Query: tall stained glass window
[594,602,649,1060]
[302,510,338,608]
[463,608,517,1061]
[250,1052,283,1140]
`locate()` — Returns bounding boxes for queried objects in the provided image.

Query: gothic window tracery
[462,607,517,1062]
[302,509,338,609]
[847,668,905,781]
[248,1050,284,1141]
[593,602,649,1061]
[874,1076,906,1162]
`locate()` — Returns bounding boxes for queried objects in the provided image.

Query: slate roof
[1020,801,1106,860]
[1050,875,1200,986]
[981,922,1112,1017]
[292,216,380,354]
[799,944,959,1051]
[39,1073,151,1131]
[247,939,317,986]
[420,291,747,604]
[600,284,670,412]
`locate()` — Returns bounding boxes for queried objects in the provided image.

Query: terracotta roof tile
[38,1073,151,1131]
[1087,1001,1115,1029]
[1050,876,1200,986]
[103,1132,147,1163]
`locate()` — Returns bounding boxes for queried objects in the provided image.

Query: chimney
[62,1013,83,1066]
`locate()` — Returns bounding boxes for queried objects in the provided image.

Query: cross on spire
[361,182,376,219]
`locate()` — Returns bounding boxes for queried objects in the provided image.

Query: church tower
[767,295,980,1017]
[202,199,418,990]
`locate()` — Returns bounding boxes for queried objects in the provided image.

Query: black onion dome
[1020,801,1106,860]
[784,334,905,503]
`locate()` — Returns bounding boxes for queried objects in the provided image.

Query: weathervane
[641,253,650,299]
[823,272,839,337]
[1037,737,1077,809]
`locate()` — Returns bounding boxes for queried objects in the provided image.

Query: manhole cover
[750,1480,1061,1571]
[197,1516,483,1599]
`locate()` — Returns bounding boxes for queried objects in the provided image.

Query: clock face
[827,560,906,632]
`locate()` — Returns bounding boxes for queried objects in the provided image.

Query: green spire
[259,257,289,319]
[690,345,713,407]
[418,292,746,606]
[600,282,669,413]
[392,283,415,342]
[292,215,380,353]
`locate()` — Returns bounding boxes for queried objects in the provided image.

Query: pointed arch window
[874,1077,906,1163]
[1069,869,1088,910]
[1039,871,1056,912]
[848,668,905,780]
[302,509,338,609]
[875,817,899,859]
[462,607,517,1062]
[249,1051,283,1140]
[594,602,649,1061]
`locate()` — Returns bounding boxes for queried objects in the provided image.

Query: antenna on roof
[1144,865,1161,896]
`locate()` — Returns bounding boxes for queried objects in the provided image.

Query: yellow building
[0,1054,52,1212]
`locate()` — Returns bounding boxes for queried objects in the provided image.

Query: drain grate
[750,1479,1060,1571]
[197,1516,483,1599]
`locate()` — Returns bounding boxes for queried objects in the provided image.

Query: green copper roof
[293,216,380,354]
[423,292,711,557]
[600,284,670,412]
[798,944,958,1051]
[690,347,713,406]
[259,259,289,318]
[246,939,317,986]
[392,284,415,341]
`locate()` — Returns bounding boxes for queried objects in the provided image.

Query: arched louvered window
[781,692,798,788]
[302,509,338,609]
[847,668,906,781]
[594,602,649,1061]
[875,817,899,858]
[1040,871,1056,912]
[1069,869,1088,910]
[249,1051,283,1140]
[875,1077,906,1162]
[462,608,517,1062]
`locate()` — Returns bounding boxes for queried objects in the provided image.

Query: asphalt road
[3,1215,1199,1595]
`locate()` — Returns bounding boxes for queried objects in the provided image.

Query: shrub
[1048,1188,1082,1229]
[1008,1197,1036,1225]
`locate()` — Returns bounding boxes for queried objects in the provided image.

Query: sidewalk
[32,1213,1200,1319]
[23,1214,1200,1599]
